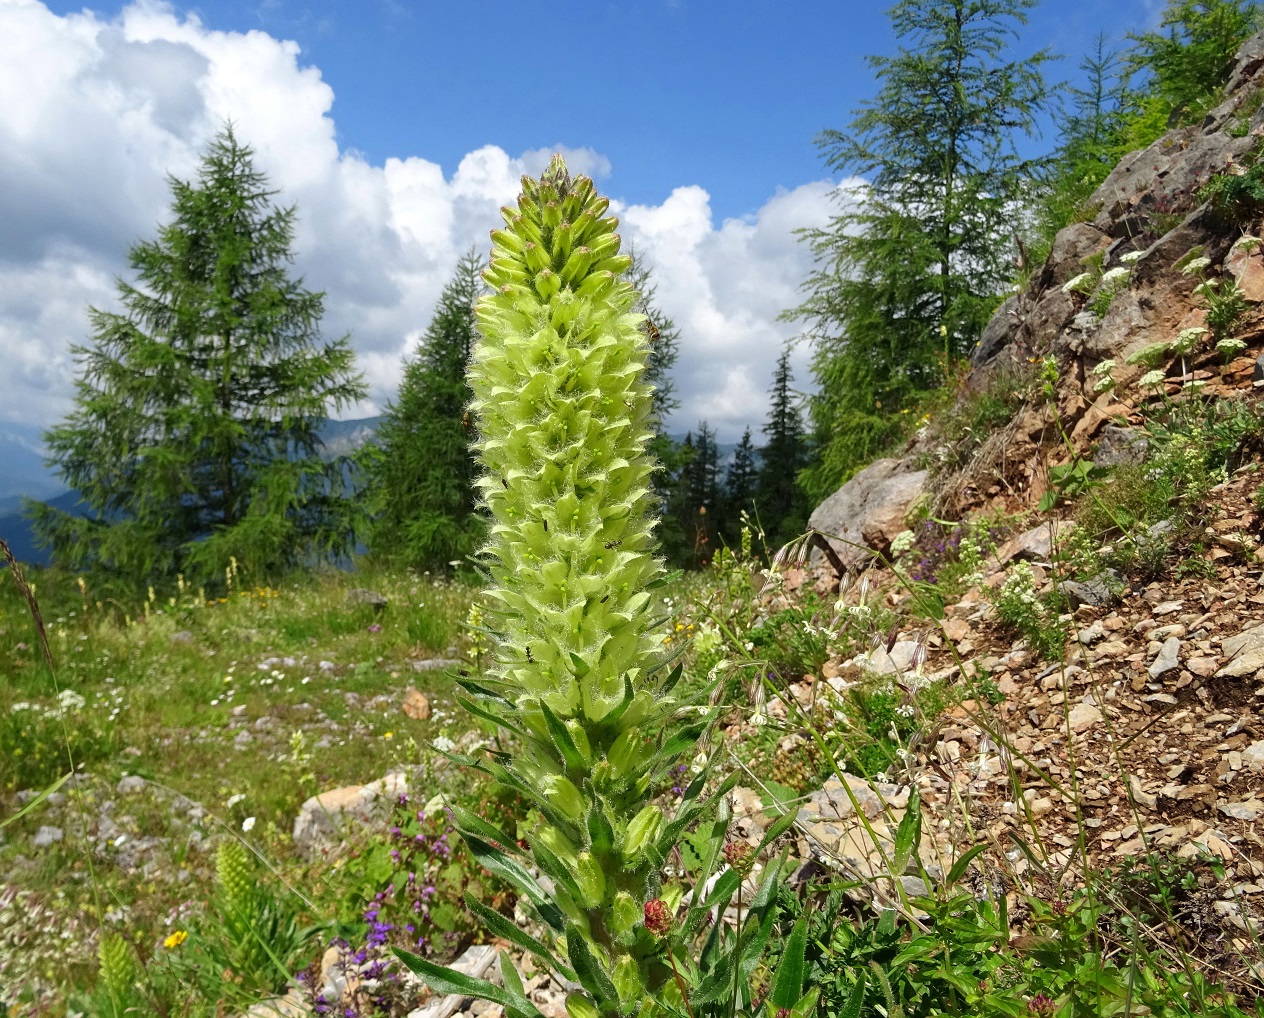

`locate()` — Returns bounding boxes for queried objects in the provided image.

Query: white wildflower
[1120,250,1145,264]
[1062,271,1094,294]
[226,793,246,808]
[432,735,455,753]
[1138,369,1167,389]
[57,690,85,712]
[1181,256,1211,276]
[1100,266,1130,287]
[1091,359,1117,376]
[1184,379,1207,392]
[1171,327,1207,354]
[1217,337,1247,356]
[241,817,256,833]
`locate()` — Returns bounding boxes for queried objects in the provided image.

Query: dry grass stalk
[1,537,54,671]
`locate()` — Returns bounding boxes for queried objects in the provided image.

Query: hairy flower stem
[468,155,678,1014]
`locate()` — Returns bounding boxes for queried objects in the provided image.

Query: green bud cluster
[463,155,682,1014]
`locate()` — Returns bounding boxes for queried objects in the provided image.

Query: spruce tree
[789,0,1052,501]
[722,426,759,546]
[361,251,484,571]
[680,422,722,568]
[757,352,810,547]
[28,125,366,586]
[625,246,689,562]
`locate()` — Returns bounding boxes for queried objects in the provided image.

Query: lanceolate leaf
[891,787,922,876]
[567,928,619,1007]
[451,804,518,852]
[456,694,526,736]
[464,895,571,978]
[840,971,868,1018]
[769,915,809,1008]
[650,771,741,869]
[394,949,543,1018]
[0,771,70,831]
[754,804,800,855]
[461,835,565,931]
[946,843,989,887]
[539,700,587,773]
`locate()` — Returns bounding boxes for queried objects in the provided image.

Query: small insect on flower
[525,646,534,664]
[604,540,622,549]
[645,319,660,344]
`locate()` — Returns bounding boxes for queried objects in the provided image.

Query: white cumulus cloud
[0,0,838,449]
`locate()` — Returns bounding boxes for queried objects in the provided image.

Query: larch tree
[29,125,366,587]
[788,0,1052,501]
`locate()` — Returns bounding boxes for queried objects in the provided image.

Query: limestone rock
[1059,571,1122,610]
[852,640,921,676]
[808,459,928,568]
[1213,619,1264,672]
[402,687,432,720]
[410,657,463,673]
[347,588,388,611]
[1068,702,1103,734]
[971,294,1020,366]
[246,990,309,1017]
[1093,426,1149,469]
[1148,637,1182,679]
[1219,800,1264,822]
[1243,740,1264,772]
[992,520,1073,568]
[292,771,410,857]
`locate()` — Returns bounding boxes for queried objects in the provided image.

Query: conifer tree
[28,125,366,586]
[669,423,721,569]
[757,352,810,547]
[625,247,688,562]
[1127,0,1259,139]
[1032,36,1132,246]
[722,427,759,545]
[361,251,484,571]
[789,0,1052,501]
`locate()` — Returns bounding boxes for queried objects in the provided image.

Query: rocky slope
[787,27,1264,996]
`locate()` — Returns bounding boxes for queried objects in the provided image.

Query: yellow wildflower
[163,930,188,949]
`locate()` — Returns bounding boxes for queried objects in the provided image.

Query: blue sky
[4,0,1172,454]
[42,0,1166,220]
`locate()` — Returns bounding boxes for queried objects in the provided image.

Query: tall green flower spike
[395,155,717,1018]
[473,155,662,724]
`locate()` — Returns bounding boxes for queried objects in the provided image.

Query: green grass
[0,561,482,1010]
